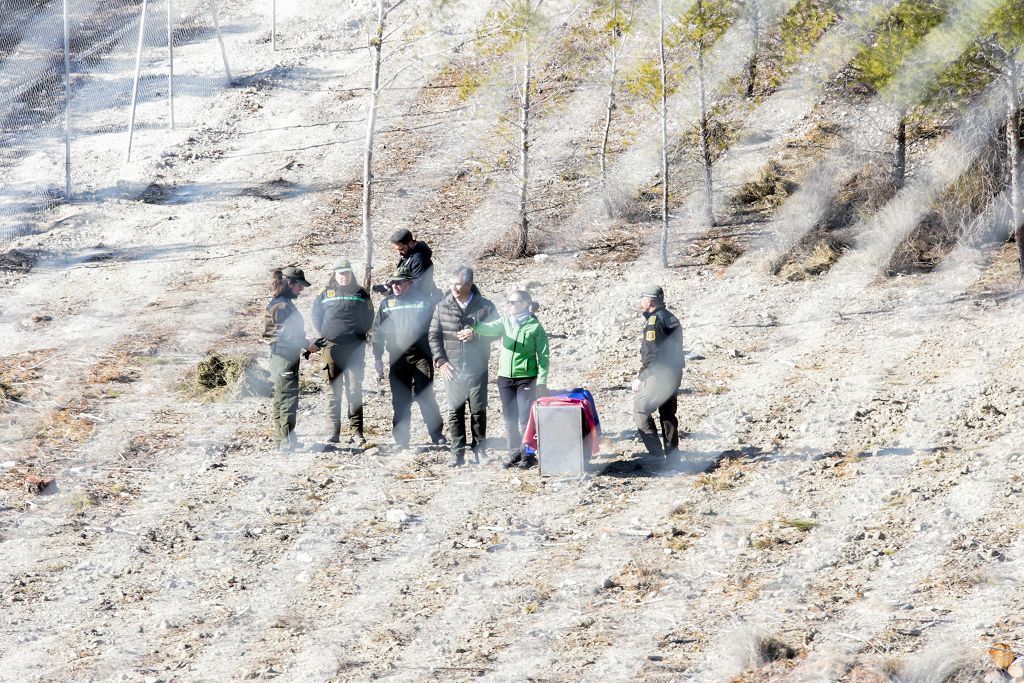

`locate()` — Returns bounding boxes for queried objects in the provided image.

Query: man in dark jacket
[312,258,374,446]
[372,265,446,450]
[633,284,684,464]
[387,228,442,301]
[429,265,498,467]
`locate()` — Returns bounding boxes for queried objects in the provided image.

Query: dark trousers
[634,374,680,457]
[445,370,488,457]
[389,354,444,447]
[323,342,364,436]
[497,376,537,454]
[270,353,300,447]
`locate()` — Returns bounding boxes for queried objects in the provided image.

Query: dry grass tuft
[777,239,844,281]
[36,403,96,446]
[707,239,744,267]
[182,353,264,401]
[614,560,667,597]
[732,160,799,211]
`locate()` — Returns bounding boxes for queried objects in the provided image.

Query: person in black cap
[429,265,498,467]
[378,228,442,301]
[633,284,684,464]
[372,265,447,451]
[263,266,323,452]
[312,258,374,447]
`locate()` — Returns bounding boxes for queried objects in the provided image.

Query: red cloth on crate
[521,396,601,457]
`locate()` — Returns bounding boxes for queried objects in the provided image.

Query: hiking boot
[447,452,465,468]
[325,431,341,444]
[474,448,490,466]
[516,455,536,470]
[351,433,367,448]
[432,435,449,447]
[501,451,522,469]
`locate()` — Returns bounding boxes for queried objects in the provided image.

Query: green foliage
[622,59,676,106]
[493,0,548,55]
[778,0,839,69]
[849,0,947,95]
[669,0,736,52]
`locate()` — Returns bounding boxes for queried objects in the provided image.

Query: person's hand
[631,378,641,392]
[456,328,474,342]
[375,359,385,381]
[438,362,455,382]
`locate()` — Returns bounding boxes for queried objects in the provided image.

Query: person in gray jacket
[429,266,498,467]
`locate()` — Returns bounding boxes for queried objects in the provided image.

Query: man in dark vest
[633,284,684,465]
[429,265,498,467]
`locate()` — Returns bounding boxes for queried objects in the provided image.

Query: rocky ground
[1,0,1024,681]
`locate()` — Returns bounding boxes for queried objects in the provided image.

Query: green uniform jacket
[262,294,308,359]
[473,315,550,385]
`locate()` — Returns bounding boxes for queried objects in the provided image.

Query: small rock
[729,348,742,358]
[990,643,1017,670]
[0,461,16,469]
[24,475,55,495]
[386,509,411,525]
[533,254,550,263]
[602,577,617,589]
[618,528,653,538]
[1008,656,1024,679]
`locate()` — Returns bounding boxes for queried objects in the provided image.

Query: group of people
[261,228,684,469]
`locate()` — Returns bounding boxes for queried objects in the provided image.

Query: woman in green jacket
[460,289,549,468]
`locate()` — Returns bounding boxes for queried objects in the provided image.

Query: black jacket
[262,293,308,358]
[428,286,498,376]
[372,289,434,364]
[311,281,374,343]
[398,241,441,299]
[639,305,684,380]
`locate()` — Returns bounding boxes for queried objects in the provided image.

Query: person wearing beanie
[371,265,447,451]
[311,258,374,447]
[262,266,323,452]
[633,284,684,466]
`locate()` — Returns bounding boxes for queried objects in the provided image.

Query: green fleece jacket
[473,315,550,384]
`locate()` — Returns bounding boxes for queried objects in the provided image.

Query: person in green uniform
[633,284,684,465]
[371,266,447,451]
[460,289,549,469]
[262,266,322,452]
[311,258,374,447]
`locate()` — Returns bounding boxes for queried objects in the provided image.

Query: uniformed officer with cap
[263,266,323,452]
[312,258,374,447]
[633,284,684,464]
[371,265,446,450]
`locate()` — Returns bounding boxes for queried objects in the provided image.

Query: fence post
[168,0,175,129]
[62,0,72,198]
[126,0,149,162]
[209,0,232,84]
[272,0,277,51]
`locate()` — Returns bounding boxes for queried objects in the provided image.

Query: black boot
[501,451,521,469]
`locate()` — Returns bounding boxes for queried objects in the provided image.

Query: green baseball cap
[281,266,311,287]
[332,258,353,273]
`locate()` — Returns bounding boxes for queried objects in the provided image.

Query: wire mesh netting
[0,0,235,243]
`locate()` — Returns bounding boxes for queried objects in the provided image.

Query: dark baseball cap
[282,266,311,287]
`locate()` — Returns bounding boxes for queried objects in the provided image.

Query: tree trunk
[600,0,622,219]
[892,114,907,191]
[697,31,715,229]
[1006,53,1023,279]
[745,0,760,98]
[361,0,384,290]
[658,0,669,268]
[515,54,531,259]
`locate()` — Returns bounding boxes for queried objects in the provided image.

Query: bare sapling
[600,0,636,218]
